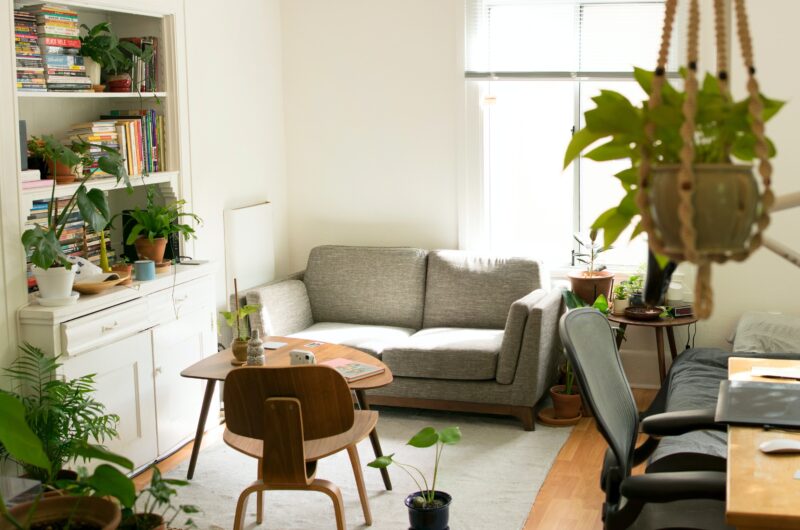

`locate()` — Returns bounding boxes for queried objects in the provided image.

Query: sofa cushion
[422,250,544,329]
[287,322,416,357]
[304,246,428,329]
[381,328,503,381]
[246,280,314,337]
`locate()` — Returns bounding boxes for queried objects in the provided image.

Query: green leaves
[0,392,51,472]
[563,127,606,169]
[408,427,439,448]
[438,426,462,445]
[83,464,136,508]
[584,90,642,136]
[125,186,202,244]
[77,187,111,234]
[367,454,394,469]
[72,442,133,470]
[22,225,70,269]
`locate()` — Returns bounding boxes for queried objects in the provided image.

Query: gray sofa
[242,245,563,430]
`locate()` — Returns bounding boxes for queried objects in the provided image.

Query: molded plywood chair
[560,308,730,530]
[223,366,377,529]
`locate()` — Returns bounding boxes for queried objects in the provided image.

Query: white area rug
[167,408,571,530]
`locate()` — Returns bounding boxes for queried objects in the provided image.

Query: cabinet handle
[154,367,162,376]
[175,295,189,303]
[101,321,119,332]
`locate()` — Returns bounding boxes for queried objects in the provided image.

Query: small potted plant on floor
[118,467,199,530]
[125,186,201,264]
[369,426,461,530]
[569,230,614,305]
[550,361,582,420]
[22,135,128,302]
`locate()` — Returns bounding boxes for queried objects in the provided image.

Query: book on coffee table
[321,357,385,382]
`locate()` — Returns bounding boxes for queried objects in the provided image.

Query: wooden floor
[523,388,658,530]
[135,389,658,528]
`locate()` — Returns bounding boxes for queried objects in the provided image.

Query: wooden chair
[223,365,377,529]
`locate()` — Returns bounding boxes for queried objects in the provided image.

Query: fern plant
[0,344,120,483]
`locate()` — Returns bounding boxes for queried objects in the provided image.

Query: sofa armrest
[241,273,313,338]
[507,289,565,405]
[496,290,547,384]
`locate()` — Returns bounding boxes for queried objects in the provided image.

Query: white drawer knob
[101,321,119,332]
[154,367,163,376]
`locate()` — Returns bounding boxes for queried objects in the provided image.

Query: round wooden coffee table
[608,314,698,383]
[181,337,394,488]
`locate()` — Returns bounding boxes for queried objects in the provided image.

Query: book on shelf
[120,36,159,92]
[101,109,165,174]
[13,10,47,92]
[319,358,385,382]
[21,180,51,190]
[20,169,41,183]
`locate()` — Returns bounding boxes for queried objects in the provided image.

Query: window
[464,0,680,269]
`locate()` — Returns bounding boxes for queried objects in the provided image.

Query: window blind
[466,0,676,76]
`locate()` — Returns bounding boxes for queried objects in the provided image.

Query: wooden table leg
[187,379,216,480]
[615,323,628,350]
[655,327,666,383]
[354,389,392,491]
[667,327,678,360]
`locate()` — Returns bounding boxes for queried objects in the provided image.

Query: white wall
[184,0,289,306]
[280,0,462,270]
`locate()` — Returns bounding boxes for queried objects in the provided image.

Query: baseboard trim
[364,395,535,431]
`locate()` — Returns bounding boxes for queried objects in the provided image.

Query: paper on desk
[752,366,800,380]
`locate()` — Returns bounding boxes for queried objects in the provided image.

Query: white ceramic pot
[84,57,101,85]
[612,298,629,315]
[33,265,76,299]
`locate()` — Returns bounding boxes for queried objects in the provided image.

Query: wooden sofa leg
[512,406,535,431]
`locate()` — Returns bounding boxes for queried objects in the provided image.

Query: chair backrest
[225,365,355,442]
[559,308,639,479]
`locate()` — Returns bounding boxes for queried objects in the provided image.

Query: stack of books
[103,109,165,175]
[14,10,46,92]
[23,4,91,92]
[68,120,120,177]
[121,37,159,92]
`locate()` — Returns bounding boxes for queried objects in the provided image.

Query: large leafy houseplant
[563,68,783,251]
[0,344,121,484]
[22,135,129,271]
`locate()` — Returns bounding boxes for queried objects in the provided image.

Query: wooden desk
[608,314,698,383]
[726,357,800,530]
[181,337,394,489]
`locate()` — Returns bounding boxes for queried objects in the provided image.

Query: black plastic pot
[405,490,452,530]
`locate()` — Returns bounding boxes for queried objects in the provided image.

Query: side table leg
[187,380,216,480]
[666,327,678,360]
[615,323,628,350]
[655,327,666,383]
[354,389,392,491]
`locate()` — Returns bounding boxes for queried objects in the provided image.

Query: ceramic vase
[247,330,265,366]
[33,265,76,301]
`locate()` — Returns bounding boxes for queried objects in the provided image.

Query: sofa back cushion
[304,245,428,329]
[423,250,544,329]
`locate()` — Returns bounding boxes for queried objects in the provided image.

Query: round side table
[607,313,698,383]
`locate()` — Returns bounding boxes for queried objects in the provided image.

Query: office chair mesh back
[560,308,640,478]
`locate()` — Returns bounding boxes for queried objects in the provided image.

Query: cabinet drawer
[148,276,214,323]
[60,300,151,356]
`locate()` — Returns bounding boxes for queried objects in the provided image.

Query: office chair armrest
[620,471,726,503]
[641,409,726,436]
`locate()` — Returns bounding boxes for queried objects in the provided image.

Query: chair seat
[224,409,379,462]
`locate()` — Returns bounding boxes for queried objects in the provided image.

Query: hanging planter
[563,0,784,319]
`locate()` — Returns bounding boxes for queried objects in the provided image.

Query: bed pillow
[732,311,800,353]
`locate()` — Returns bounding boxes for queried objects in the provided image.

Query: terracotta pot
[120,513,165,530]
[649,164,759,257]
[568,270,614,305]
[134,236,168,263]
[550,385,582,420]
[3,495,121,530]
[107,73,132,92]
[231,338,249,364]
[45,159,74,179]
[112,263,134,285]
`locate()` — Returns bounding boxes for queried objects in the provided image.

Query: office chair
[560,308,732,530]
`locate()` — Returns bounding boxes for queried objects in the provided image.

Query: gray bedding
[644,348,800,468]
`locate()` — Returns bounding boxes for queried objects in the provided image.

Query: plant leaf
[84,464,135,508]
[563,127,607,169]
[72,442,133,470]
[0,392,51,471]
[407,427,438,448]
[367,454,394,468]
[77,187,110,233]
[438,426,462,445]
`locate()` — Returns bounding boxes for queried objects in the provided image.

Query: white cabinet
[60,331,158,470]
[18,264,217,471]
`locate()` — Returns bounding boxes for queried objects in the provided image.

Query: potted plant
[0,344,121,484]
[0,391,136,530]
[118,467,199,530]
[22,135,128,301]
[550,361,582,420]
[369,426,461,530]
[112,256,133,284]
[125,186,201,264]
[569,230,614,305]
[79,22,129,89]
[220,280,260,365]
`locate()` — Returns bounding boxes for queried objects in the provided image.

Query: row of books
[124,36,159,93]
[103,110,165,175]
[25,199,114,293]
[14,10,47,91]
[20,4,91,92]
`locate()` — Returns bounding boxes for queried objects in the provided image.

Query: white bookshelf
[17,91,167,99]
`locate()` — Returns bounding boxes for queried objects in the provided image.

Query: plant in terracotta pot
[112,256,133,285]
[125,186,201,264]
[220,304,261,365]
[569,230,614,305]
[369,426,461,530]
[22,135,129,301]
[611,274,644,315]
[550,361,582,420]
[118,467,199,530]
[0,344,121,485]
[563,67,783,316]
